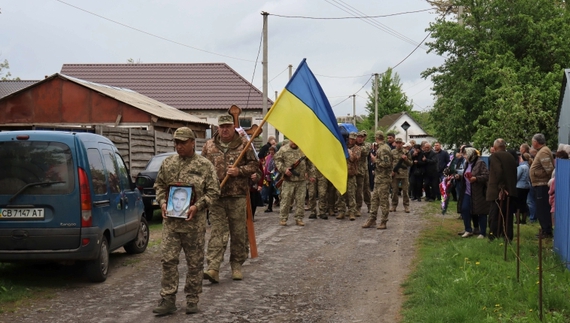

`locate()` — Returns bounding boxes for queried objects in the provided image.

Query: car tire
[86,236,109,283]
[144,207,154,221]
[124,217,149,254]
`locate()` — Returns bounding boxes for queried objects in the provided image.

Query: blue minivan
[0,131,149,282]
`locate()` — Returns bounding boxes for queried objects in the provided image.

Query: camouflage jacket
[347,144,361,176]
[357,142,371,176]
[391,148,413,178]
[201,132,259,197]
[274,143,308,182]
[374,141,393,183]
[154,153,220,232]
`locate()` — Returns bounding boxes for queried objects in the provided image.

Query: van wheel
[124,217,149,254]
[86,236,109,282]
[144,207,154,221]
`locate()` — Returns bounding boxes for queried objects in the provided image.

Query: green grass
[401,200,570,323]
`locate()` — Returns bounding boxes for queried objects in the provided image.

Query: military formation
[152,118,416,316]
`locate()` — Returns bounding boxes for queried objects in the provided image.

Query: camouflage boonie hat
[395,137,404,143]
[349,132,358,139]
[218,115,234,126]
[173,127,195,141]
[375,130,384,138]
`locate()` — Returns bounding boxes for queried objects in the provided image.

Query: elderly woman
[456,147,490,238]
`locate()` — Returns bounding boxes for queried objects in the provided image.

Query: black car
[136,151,202,220]
[135,152,176,220]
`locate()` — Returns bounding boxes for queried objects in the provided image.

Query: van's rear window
[0,141,75,195]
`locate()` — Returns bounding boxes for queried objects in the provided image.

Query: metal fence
[554,159,570,270]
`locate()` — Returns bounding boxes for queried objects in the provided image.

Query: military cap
[395,137,404,143]
[357,130,366,137]
[403,142,412,148]
[173,127,195,141]
[361,130,367,136]
[218,115,234,126]
[349,132,358,139]
[375,130,384,138]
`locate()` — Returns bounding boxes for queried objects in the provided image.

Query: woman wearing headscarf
[456,147,490,238]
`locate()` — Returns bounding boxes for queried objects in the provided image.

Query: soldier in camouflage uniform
[337,132,361,220]
[152,127,220,316]
[307,159,330,220]
[362,130,393,229]
[356,130,371,213]
[390,138,413,213]
[201,115,259,284]
[274,140,309,226]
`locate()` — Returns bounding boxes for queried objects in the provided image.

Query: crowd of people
[150,117,568,316]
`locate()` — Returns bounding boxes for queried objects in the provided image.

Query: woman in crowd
[456,147,489,238]
[516,153,531,224]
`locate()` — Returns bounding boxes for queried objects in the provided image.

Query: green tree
[423,0,570,149]
[358,68,413,132]
[0,59,19,81]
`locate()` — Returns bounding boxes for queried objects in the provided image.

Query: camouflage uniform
[338,139,361,219]
[274,143,308,223]
[391,144,413,211]
[307,161,329,218]
[356,140,371,211]
[201,128,259,274]
[154,151,219,305]
[368,138,393,225]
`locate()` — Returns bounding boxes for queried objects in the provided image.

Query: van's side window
[115,153,131,191]
[102,150,121,194]
[87,149,107,195]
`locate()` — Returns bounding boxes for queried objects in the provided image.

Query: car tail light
[78,167,93,227]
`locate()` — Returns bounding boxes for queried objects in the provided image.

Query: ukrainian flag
[264,59,348,194]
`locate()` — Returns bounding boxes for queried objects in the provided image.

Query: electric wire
[269,8,432,19]
[54,0,256,63]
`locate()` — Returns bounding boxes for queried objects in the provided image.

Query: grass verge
[401,200,570,323]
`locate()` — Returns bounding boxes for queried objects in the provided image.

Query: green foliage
[402,201,570,323]
[423,0,569,148]
[362,68,413,127]
[0,59,19,81]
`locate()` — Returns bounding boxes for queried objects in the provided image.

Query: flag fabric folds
[264,59,349,194]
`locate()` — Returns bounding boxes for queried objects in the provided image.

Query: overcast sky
[0,0,446,118]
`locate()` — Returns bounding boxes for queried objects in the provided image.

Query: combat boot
[362,218,376,228]
[231,262,243,280]
[389,207,396,212]
[349,214,355,221]
[308,214,317,219]
[153,298,177,316]
[185,302,199,314]
[296,219,305,226]
[203,269,219,283]
[404,206,410,213]
[377,221,387,230]
[279,220,287,226]
[318,214,328,220]
[336,213,345,220]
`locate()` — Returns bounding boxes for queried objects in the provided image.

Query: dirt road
[1,201,426,323]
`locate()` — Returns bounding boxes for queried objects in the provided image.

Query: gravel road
[1,200,427,323]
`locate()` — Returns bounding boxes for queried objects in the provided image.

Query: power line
[269,8,432,20]
[54,0,256,63]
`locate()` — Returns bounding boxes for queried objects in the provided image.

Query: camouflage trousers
[279,180,306,221]
[391,176,410,208]
[308,174,330,216]
[339,176,358,216]
[160,228,205,304]
[356,174,371,211]
[206,197,248,272]
[370,179,391,222]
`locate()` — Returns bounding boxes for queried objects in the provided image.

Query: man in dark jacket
[257,136,277,159]
[434,142,450,201]
[419,142,438,202]
[486,138,518,241]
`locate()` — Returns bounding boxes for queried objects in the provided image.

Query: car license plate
[0,208,45,219]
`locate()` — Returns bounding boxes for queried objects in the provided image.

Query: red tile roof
[60,63,272,111]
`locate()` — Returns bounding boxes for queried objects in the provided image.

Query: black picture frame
[166,185,194,218]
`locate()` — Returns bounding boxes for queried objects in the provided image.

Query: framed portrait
[166,185,194,218]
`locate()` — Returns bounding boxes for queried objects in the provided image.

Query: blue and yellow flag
[264,59,348,194]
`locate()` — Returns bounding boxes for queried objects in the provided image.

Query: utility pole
[261,11,269,143]
[274,90,279,139]
[288,64,293,79]
[352,95,356,126]
[374,73,379,132]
